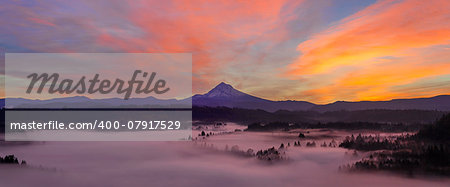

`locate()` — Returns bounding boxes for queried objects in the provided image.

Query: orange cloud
[289,0,450,75]
[302,48,450,102]
[287,0,450,103]
[93,0,305,93]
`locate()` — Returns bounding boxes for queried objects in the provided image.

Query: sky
[1,0,449,104]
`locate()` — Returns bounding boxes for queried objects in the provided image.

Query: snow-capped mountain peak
[203,82,246,98]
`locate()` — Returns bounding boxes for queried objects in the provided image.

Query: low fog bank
[1,138,449,187]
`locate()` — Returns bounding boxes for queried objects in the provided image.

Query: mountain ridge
[2,82,450,112]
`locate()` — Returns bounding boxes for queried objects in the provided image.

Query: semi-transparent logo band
[4,53,192,141]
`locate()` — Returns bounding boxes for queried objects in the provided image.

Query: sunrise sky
[1,0,449,104]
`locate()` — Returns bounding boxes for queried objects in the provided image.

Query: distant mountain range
[2,82,450,112]
[2,96,191,109]
[192,82,450,112]
[311,95,450,112]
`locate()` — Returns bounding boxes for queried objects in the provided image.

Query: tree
[299,133,306,138]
